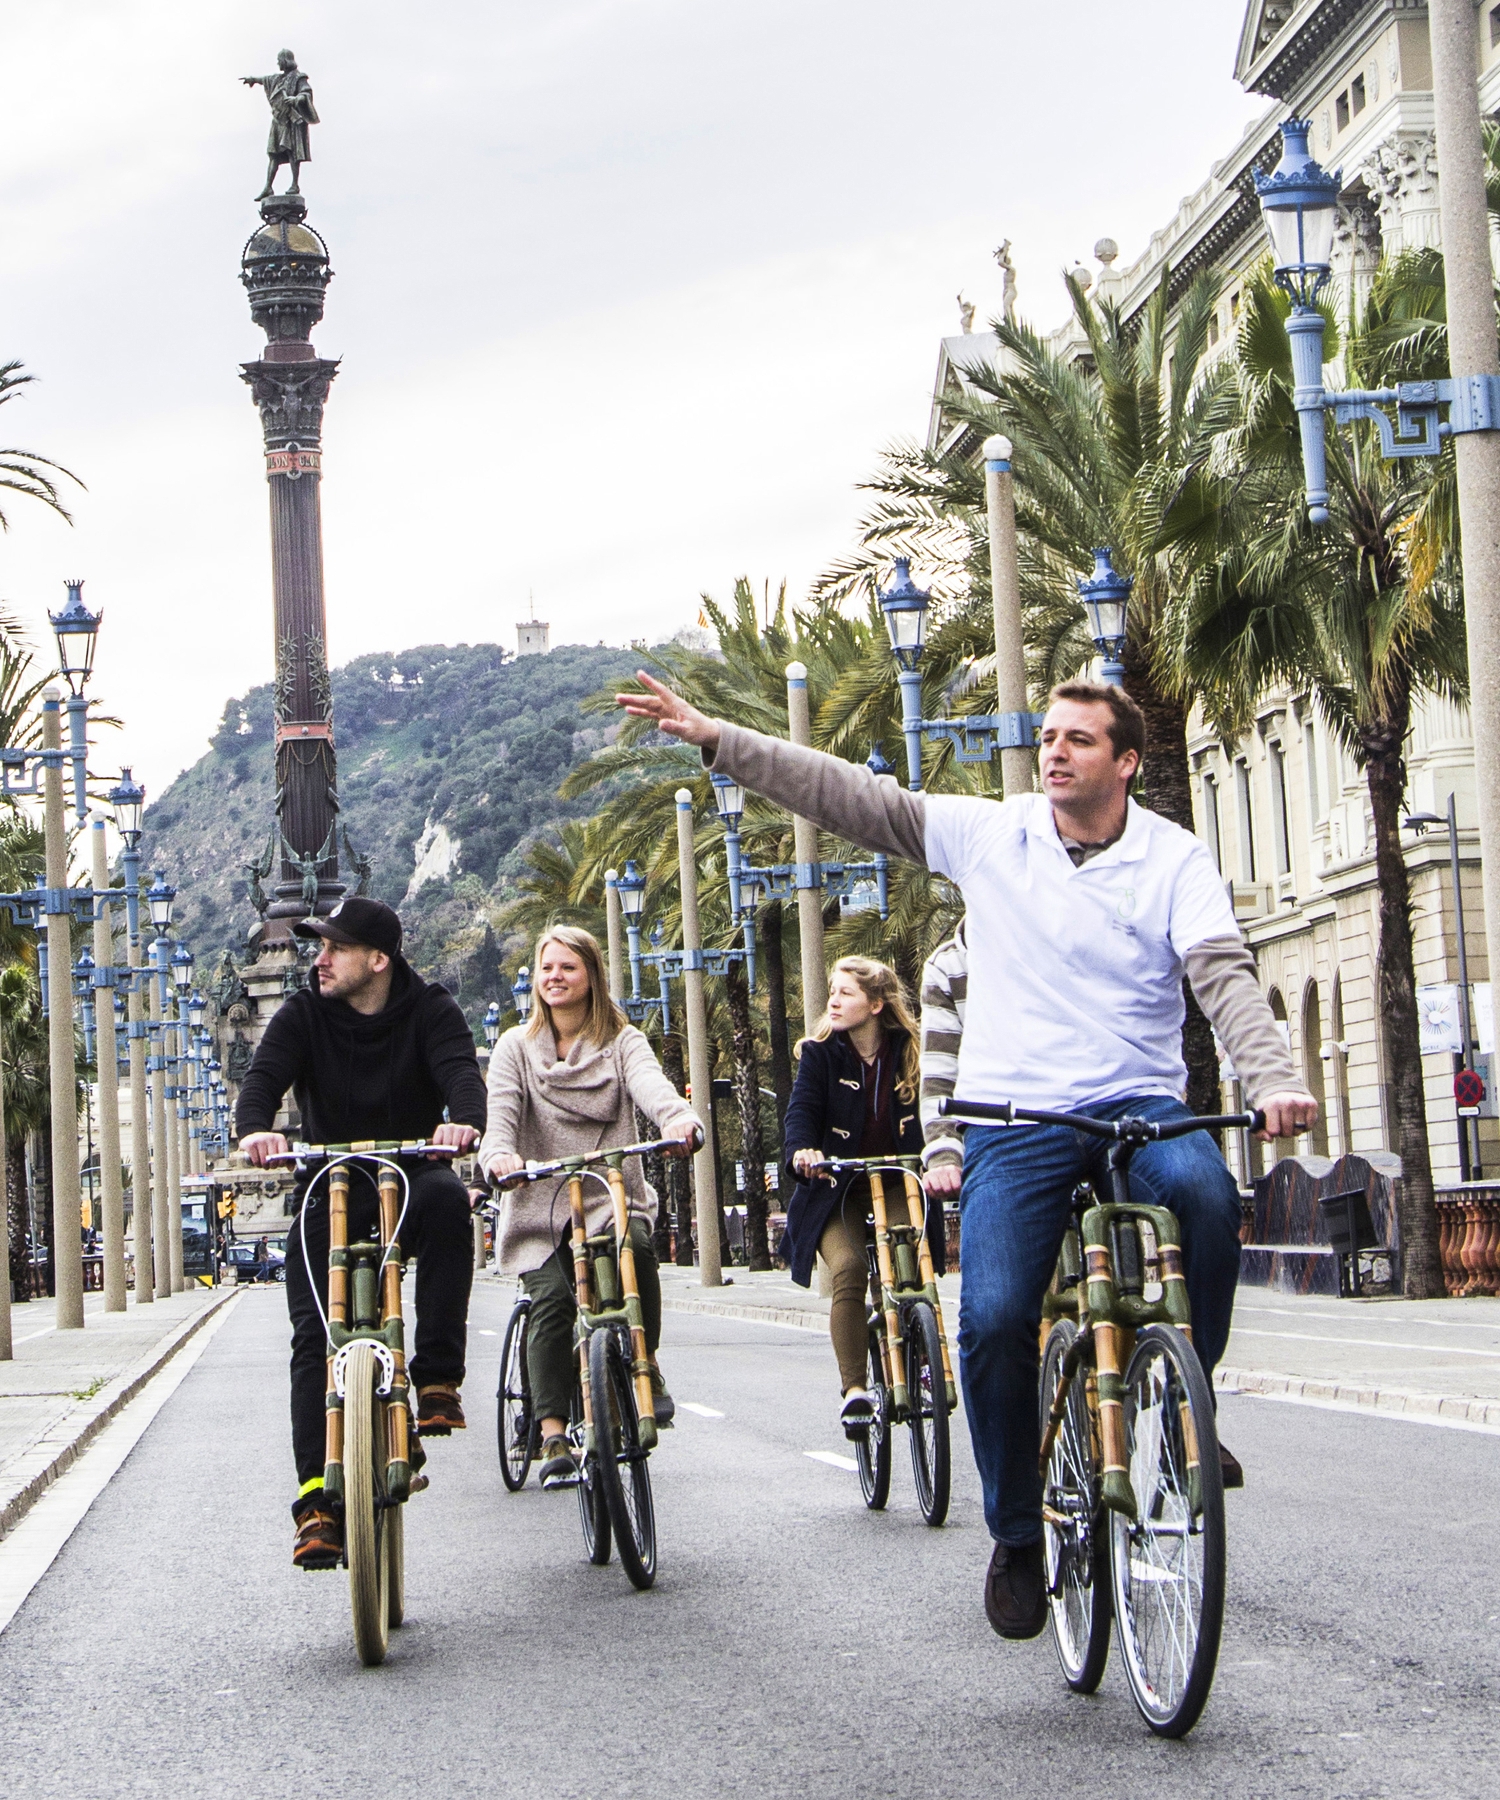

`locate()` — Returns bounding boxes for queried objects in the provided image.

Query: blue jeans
[958,1097,1242,1546]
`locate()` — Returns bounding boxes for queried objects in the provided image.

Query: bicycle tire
[905,1301,951,1527]
[589,1324,657,1589]
[497,1297,535,1492]
[573,1371,611,1565]
[1109,1322,1225,1738]
[853,1327,891,1511]
[386,1501,405,1629]
[343,1341,390,1667]
[1039,1320,1110,1693]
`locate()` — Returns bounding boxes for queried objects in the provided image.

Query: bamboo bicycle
[940,1099,1261,1738]
[273,1140,462,1668]
[806,1153,958,1526]
[493,1129,701,1590]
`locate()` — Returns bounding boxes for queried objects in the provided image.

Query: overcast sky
[0,1,1258,800]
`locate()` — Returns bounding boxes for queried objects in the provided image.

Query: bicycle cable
[295,1154,414,1349]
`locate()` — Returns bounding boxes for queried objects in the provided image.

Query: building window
[1268,741,1292,877]
[1202,773,1222,871]
[1351,74,1366,115]
[1336,90,1350,132]
[1208,313,1220,347]
[1304,720,1321,821]
[1235,759,1256,883]
[1230,290,1241,319]
[1491,4,1500,48]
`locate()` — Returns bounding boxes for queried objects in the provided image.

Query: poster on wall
[1416,983,1464,1055]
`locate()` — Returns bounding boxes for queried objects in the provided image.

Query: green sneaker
[648,1360,675,1428]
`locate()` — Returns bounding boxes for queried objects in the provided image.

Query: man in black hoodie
[234,897,487,1569]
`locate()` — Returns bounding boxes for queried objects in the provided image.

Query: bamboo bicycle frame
[566,1159,660,1454]
[320,1154,416,1506]
[817,1155,958,1419]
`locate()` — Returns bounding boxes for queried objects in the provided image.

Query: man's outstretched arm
[616,673,929,864]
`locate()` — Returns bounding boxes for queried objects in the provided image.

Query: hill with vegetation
[136,640,637,1019]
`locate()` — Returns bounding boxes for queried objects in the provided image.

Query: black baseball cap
[293,896,402,957]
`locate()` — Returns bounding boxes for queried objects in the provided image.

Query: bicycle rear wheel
[497,1297,535,1491]
[343,1341,390,1667]
[1040,1320,1110,1693]
[589,1324,657,1589]
[573,1370,611,1565]
[904,1301,950,1527]
[1109,1322,1225,1738]
[853,1327,891,1511]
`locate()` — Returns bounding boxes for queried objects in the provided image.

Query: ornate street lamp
[1078,547,1132,687]
[513,964,532,1023]
[171,941,195,993]
[187,990,207,1029]
[147,871,176,931]
[109,769,146,946]
[49,579,101,696]
[1255,116,1500,526]
[484,1000,501,1048]
[879,558,930,786]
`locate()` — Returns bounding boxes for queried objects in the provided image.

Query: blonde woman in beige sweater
[480,925,700,1489]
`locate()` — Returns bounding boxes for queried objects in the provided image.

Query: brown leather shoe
[984,1539,1047,1639]
[1220,1442,1244,1490]
[291,1497,343,1571]
[416,1384,466,1435]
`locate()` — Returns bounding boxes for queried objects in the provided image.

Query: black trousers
[520,1218,661,1423]
[285,1163,473,1486]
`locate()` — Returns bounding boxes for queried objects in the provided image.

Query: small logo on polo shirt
[1116,887,1136,919]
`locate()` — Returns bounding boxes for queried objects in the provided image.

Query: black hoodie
[234,956,487,1145]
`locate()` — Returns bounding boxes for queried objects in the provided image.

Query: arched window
[1301,980,1330,1156]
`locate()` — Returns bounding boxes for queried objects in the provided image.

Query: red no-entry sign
[1455,1067,1485,1115]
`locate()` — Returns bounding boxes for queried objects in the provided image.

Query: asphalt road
[1,1282,1497,1800]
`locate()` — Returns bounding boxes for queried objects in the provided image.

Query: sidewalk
[657,1264,1500,1428]
[0,1285,235,1540]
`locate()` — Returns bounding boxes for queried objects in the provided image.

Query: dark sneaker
[291,1494,343,1571]
[840,1389,874,1439]
[1219,1442,1244,1490]
[648,1361,675,1428]
[416,1384,466,1435]
[984,1539,1047,1639]
[538,1434,579,1490]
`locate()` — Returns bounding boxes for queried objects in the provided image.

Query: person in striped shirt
[919,921,967,1200]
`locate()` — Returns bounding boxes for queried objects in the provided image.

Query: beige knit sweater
[480,1023,700,1276]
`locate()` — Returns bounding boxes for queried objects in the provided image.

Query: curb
[662,1295,828,1333]
[664,1298,1500,1429]
[0,1289,238,1543]
[1215,1363,1500,1429]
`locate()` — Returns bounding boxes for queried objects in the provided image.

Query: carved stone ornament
[240,360,339,449]
[1356,132,1440,254]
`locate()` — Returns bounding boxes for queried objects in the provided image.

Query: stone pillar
[785,664,826,1035]
[43,695,84,1331]
[676,789,721,1287]
[239,195,342,937]
[1331,195,1383,327]
[91,823,127,1312]
[1358,131,1441,258]
[127,917,153,1306]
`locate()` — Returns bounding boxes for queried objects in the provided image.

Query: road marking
[1230,1327,1500,1360]
[0,1294,241,1637]
[1238,1303,1500,1335]
[678,1402,724,1418]
[477,1329,497,1337]
[804,1451,857,1471]
[1227,1386,1500,1436]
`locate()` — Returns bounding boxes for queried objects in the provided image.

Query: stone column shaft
[44,696,84,1331]
[91,823,127,1312]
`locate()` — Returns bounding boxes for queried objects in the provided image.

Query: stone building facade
[929,0,1500,1184]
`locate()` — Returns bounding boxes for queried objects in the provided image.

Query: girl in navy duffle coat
[781,957,946,1435]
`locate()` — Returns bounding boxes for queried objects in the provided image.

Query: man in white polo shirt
[617,671,1316,1641]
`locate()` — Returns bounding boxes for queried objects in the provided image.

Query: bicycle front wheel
[904,1301,950,1527]
[1040,1320,1110,1693]
[497,1298,535,1492]
[853,1327,891,1511]
[343,1341,390,1667]
[1109,1323,1225,1738]
[589,1324,657,1589]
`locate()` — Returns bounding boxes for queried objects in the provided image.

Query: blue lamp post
[48,579,102,822]
[1078,548,1133,687]
[1256,117,1500,525]
[483,1000,501,1049]
[877,557,1041,791]
[512,964,532,1024]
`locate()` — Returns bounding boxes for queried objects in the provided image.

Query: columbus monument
[238,49,343,947]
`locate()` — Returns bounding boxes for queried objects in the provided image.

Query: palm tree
[1178,256,1464,1299]
[814,267,1232,1108]
[0,361,83,530]
[0,962,46,1287]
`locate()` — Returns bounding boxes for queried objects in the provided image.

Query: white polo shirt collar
[1021,794,1149,873]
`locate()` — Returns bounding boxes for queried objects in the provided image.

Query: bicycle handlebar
[491,1126,705,1191]
[936,1098,1266,1140]
[265,1139,467,1167]
[804,1154,922,1179]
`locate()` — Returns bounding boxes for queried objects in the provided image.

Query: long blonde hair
[797,956,921,1103]
[526,924,627,1047]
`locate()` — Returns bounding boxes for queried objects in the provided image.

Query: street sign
[1455,1066,1485,1116]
